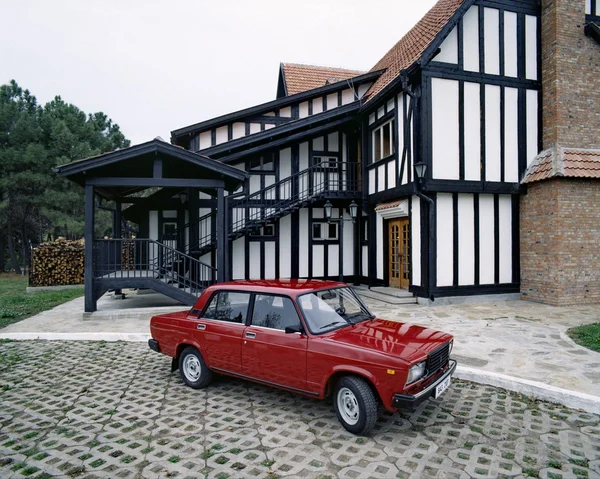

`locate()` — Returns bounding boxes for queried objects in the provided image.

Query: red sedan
[149,280,456,435]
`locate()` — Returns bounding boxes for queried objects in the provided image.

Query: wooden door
[389,218,409,289]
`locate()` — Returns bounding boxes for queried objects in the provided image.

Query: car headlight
[406,361,427,384]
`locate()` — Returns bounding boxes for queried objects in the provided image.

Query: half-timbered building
[57,0,600,311]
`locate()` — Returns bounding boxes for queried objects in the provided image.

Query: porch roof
[54,138,248,197]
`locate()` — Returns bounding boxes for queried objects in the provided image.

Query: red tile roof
[281,63,366,96]
[374,200,403,211]
[365,0,464,102]
[522,147,600,184]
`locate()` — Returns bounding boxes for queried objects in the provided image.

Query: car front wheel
[333,376,378,435]
[179,346,212,389]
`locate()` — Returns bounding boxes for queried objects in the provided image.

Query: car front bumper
[391,359,457,410]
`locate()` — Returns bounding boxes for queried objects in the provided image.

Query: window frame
[200,290,252,324]
[371,118,395,162]
[248,293,303,332]
[312,221,338,240]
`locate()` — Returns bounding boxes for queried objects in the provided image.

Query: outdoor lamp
[179,192,188,204]
[413,161,427,179]
[349,200,358,221]
[324,200,333,221]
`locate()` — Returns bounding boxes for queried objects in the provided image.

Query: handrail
[93,238,217,294]
[228,161,361,234]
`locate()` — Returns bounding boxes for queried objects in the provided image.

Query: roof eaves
[198,101,361,157]
[171,70,383,139]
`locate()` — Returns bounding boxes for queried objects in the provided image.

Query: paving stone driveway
[0,341,599,479]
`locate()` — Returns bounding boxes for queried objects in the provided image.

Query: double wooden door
[388,218,409,289]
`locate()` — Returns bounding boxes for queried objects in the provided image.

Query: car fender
[173,340,206,366]
[321,364,383,398]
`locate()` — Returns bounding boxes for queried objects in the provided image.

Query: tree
[0,80,130,273]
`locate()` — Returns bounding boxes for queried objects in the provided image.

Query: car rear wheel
[179,346,212,389]
[333,376,378,435]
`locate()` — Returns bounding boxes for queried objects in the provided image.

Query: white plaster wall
[504,87,519,182]
[498,195,512,284]
[250,175,261,195]
[526,90,539,167]
[232,238,245,280]
[378,165,385,192]
[328,132,339,151]
[377,106,385,120]
[328,245,339,277]
[369,169,376,195]
[464,82,481,181]
[485,84,502,182]
[432,78,460,180]
[458,194,475,286]
[299,101,309,118]
[232,122,245,140]
[388,160,397,190]
[504,12,518,78]
[463,5,480,72]
[343,211,354,275]
[264,242,276,279]
[411,197,421,287]
[279,215,291,278]
[199,131,211,149]
[163,210,177,219]
[280,106,292,117]
[313,245,324,277]
[300,142,309,170]
[215,126,228,145]
[249,123,261,134]
[484,8,500,75]
[362,245,369,279]
[149,211,158,241]
[342,89,355,105]
[479,195,495,284]
[299,209,309,277]
[436,194,454,287]
[376,213,384,280]
[313,136,324,151]
[358,83,371,99]
[249,242,261,279]
[327,93,338,110]
[525,15,538,81]
[436,26,458,63]
[313,97,323,115]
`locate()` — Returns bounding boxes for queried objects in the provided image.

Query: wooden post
[216,188,226,283]
[84,184,96,312]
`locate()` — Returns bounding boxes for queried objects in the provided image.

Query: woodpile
[122,240,135,270]
[30,238,85,286]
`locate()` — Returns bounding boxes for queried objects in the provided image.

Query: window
[249,224,275,237]
[312,222,338,240]
[372,119,395,161]
[251,294,302,331]
[250,154,275,171]
[202,292,250,323]
[313,156,339,172]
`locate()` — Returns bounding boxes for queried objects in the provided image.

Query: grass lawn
[0,273,83,329]
[567,323,600,353]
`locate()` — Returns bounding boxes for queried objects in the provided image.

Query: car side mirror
[285,325,304,334]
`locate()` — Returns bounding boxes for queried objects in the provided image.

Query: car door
[196,291,250,374]
[242,294,308,391]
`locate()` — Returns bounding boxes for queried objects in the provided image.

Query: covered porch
[55,139,247,312]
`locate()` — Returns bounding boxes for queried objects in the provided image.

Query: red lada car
[149,280,456,435]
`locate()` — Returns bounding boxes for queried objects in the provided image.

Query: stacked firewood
[30,238,85,286]
[121,240,135,270]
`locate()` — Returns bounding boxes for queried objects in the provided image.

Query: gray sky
[1,0,437,145]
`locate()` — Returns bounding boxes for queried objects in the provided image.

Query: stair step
[355,287,418,305]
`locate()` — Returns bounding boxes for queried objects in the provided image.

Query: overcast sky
[1,0,437,145]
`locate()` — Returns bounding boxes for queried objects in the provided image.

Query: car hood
[325,318,452,363]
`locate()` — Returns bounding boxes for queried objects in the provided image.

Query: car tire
[179,346,212,389]
[333,376,378,435]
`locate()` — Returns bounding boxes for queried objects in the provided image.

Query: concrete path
[0,289,599,412]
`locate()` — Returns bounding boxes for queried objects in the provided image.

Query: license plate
[434,376,451,398]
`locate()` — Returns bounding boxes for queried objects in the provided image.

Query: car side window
[251,294,301,331]
[203,292,250,324]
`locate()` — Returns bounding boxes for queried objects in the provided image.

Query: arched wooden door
[389,218,409,289]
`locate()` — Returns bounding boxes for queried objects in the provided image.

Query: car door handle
[197,324,206,330]
[245,332,256,339]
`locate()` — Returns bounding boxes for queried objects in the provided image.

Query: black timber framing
[171,70,383,142]
[84,184,95,312]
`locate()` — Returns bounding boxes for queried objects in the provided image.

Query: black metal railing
[93,238,217,294]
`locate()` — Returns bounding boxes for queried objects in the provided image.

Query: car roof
[204,279,347,297]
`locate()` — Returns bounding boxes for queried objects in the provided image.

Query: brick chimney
[541,0,600,150]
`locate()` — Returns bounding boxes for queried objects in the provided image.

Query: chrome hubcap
[337,387,359,425]
[183,355,201,381]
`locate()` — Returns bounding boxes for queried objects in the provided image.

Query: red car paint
[149,279,455,412]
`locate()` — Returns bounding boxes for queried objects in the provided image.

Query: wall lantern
[413,161,427,180]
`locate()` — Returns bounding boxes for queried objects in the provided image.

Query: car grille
[427,342,451,374]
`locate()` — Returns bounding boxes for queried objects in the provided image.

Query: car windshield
[297,287,374,334]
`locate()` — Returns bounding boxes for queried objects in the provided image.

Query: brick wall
[541,0,600,149]
[520,178,600,305]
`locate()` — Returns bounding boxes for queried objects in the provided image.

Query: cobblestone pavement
[1,341,599,479]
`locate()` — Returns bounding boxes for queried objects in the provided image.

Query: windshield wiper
[346,312,375,323]
[319,321,346,330]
